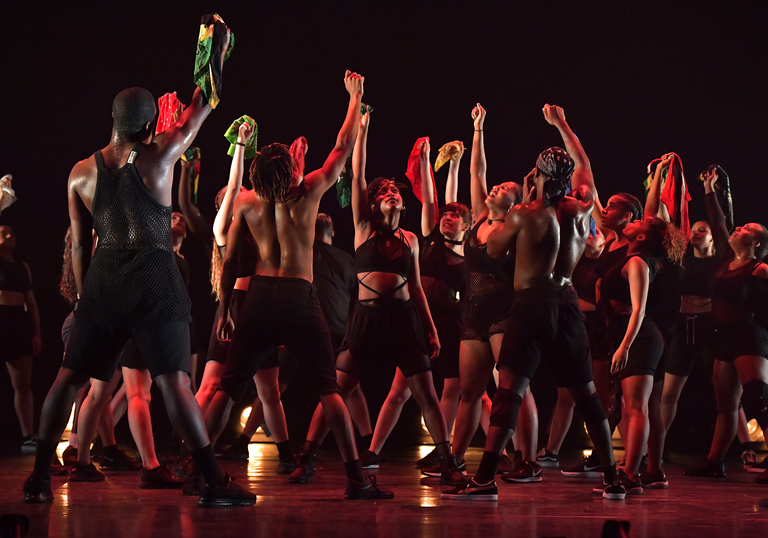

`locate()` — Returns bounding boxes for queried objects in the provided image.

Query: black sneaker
[682,459,726,478]
[221,438,250,461]
[440,455,468,485]
[173,454,196,479]
[276,452,296,475]
[501,460,543,483]
[288,455,316,484]
[70,462,105,482]
[100,448,143,471]
[618,468,643,494]
[561,453,602,478]
[183,473,205,496]
[496,454,512,474]
[90,437,103,463]
[536,449,560,468]
[23,474,53,503]
[139,466,186,489]
[598,480,627,500]
[345,475,394,499]
[198,474,256,507]
[361,450,380,470]
[415,447,441,469]
[640,468,668,489]
[51,454,69,476]
[62,444,78,466]
[748,456,768,474]
[441,479,498,501]
[421,455,464,478]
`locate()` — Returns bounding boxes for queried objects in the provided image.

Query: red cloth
[289,136,307,180]
[405,137,438,224]
[658,154,691,241]
[155,93,185,135]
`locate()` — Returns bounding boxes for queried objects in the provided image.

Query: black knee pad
[490,388,523,430]
[742,380,768,429]
[576,392,607,427]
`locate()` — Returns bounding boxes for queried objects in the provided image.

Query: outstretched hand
[344,70,365,97]
[471,103,486,130]
[542,104,566,126]
[237,121,255,143]
[702,168,719,192]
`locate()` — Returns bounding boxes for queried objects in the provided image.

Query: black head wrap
[536,147,574,207]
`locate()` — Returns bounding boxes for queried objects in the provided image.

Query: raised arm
[469,104,489,218]
[703,171,730,258]
[542,104,594,197]
[178,153,208,235]
[212,122,254,245]
[444,145,463,204]
[351,109,370,230]
[645,154,674,221]
[304,71,364,197]
[419,140,437,237]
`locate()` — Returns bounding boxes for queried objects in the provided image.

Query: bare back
[553,186,595,284]
[510,200,560,290]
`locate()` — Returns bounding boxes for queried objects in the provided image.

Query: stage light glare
[240,406,252,428]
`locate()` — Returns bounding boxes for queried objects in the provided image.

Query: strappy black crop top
[355,228,412,301]
[711,256,766,327]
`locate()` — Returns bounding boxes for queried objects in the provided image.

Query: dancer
[443,104,625,501]
[23,33,254,506]
[203,71,392,499]
[684,170,768,483]
[0,224,42,450]
[362,139,468,467]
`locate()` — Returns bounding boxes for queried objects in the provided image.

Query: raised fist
[542,104,566,126]
[471,103,486,130]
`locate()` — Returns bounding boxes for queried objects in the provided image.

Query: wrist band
[236,142,246,146]
[474,129,483,132]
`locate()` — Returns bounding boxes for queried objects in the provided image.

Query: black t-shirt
[313,241,356,336]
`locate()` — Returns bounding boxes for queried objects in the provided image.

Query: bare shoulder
[68,156,97,190]
[625,255,650,275]
[235,189,258,213]
[752,262,768,280]
[401,229,420,251]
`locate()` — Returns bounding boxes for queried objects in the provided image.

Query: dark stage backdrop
[1,1,766,451]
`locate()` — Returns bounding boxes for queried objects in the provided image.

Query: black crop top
[599,254,658,308]
[572,255,598,304]
[711,256,766,327]
[0,256,31,293]
[420,227,465,313]
[592,237,629,279]
[355,228,412,301]
[464,215,515,288]
[679,246,719,297]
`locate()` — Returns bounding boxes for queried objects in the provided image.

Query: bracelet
[236,142,246,146]
[474,129,483,132]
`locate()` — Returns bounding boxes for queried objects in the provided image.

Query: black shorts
[430,311,462,380]
[497,286,593,389]
[278,333,345,386]
[337,299,431,379]
[607,314,664,381]
[61,312,75,348]
[462,277,514,341]
[0,305,34,362]
[714,320,768,363]
[62,318,190,381]
[665,312,715,377]
[220,276,339,401]
[119,339,148,371]
[584,309,612,362]
[207,289,247,364]
[188,321,198,356]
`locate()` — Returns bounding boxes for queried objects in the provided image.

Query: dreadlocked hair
[210,185,250,301]
[249,143,294,202]
[614,192,644,222]
[641,217,687,267]
[59,227,78,305]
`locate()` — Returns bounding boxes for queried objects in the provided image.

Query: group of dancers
[4,16,768,508]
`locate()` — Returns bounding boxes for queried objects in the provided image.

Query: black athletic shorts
[461,279,514,341]
[62,318,190,381]
[337,298,431,379]
[118,338,147,371]
[607,314,664,381]
[430,311,462,379]
[188,320,198,356]
[278,333,345,386]
[219,276,339,401]
[665,312,715,377]
[714,320,768,363]
[497,286,593,389]
[0,305,34,362]
[584,309,612,362]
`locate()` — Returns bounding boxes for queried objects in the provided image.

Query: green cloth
[193,14,235,109]
[336,153,353,208]
[224,115,258,160]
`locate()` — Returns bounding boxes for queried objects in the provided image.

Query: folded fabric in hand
[194,13,234,109]
[181,148,201,204]
[699,164,733,233]
[434,141,464,172]
[336,153,353,208]
[224,115,258,159]
[0,174,16,214]
[405,137,438,223]
[156,93,185,136]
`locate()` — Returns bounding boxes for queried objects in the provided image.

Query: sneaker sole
[561,470,602,478]
[441,492,498,501]
[361,464,380,470]
[501,476,543,483]
[602,491,626,500]
[747,467,767,474]
[625,487,643,495]
[197,498,257,508]
[644,482,668,489]
[537,461,560,468]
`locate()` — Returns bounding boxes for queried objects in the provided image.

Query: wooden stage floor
[1,445,766,537]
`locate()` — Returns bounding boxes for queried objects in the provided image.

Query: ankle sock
[190,444,226,487]
[34,440,59,481]
[474,451,501,484]
[344,459,365,482]
[68,433,78,449]
[435,441,451,459]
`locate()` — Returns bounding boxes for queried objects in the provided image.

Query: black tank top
[599,254,658,312]
[572,255,598,304]
[355,227,412,302]
[592,237,628,279]
[679,246,719,297]
[711,256,765,327]
[0,257,31,293]
[420,227,465,315]
[76,145,191,327]
[464,215,515,296]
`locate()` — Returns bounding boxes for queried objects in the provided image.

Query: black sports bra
[354,227,412,302]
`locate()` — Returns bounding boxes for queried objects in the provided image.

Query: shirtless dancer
[23,39,254,508]
[203,71,393,500]
[442,105,624,501]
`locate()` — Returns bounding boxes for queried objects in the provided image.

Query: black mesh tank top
[75,145,191,327]
[464,215,515,297]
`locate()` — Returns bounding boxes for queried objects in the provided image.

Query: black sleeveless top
[572,255,598,304]
[599,254,658,314]
[355,227,412,302]
[76,145,191,327]
[464,215,515,296]
[593,237,629,279]
[0,257,31,293]
[711,256,766,327]
[217,234,259,278]
[420,227,465,315]
[679,246,719,297]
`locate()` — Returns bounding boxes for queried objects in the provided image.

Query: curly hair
[614,192,643,222]
[249,143,295,202]
[641,217,687,266]
[59,227,78,305]
[210,185,250,301]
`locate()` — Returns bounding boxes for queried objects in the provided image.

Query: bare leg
[453,339,495,458]
[196,360,226,414]
[155,371,211,451]
[369,369,411,454]
[204,390,235,447]
[592,359,612,412]
[440,377,462,435]
[646,380,665,474]
[123,367,159,469]
[6,356,34,437]
[660,373,688,434]
[547,387,575,454]
[242,397,265,439]
[620,375,654,477]
[345,384,372,436]
[408,370,449,444]
[110,383,128,425]
[305,369,360,446]
[479,392,492,435]
[77,371,122,465]
[707,360,741,463]
[253,367,288,442]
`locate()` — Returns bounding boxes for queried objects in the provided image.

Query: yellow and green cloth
[224,115,258,159]
[194,14,234,109]
[181,148,202,204]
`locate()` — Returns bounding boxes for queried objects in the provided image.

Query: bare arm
[178,158,208,235]
[67,167,94,295]
[216,200,246,339]
[351,111,370,231]
[542,105,594,196]
[212,122,254,245]
[469,104,488,219]
[406,236,440,359]
[304,71,364,197]
[703,172,730,259]
[487,205,521,259]
[419,139,437,237]
[645,154,674,221]
[444,148,463,204]
[611,257,650,373]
